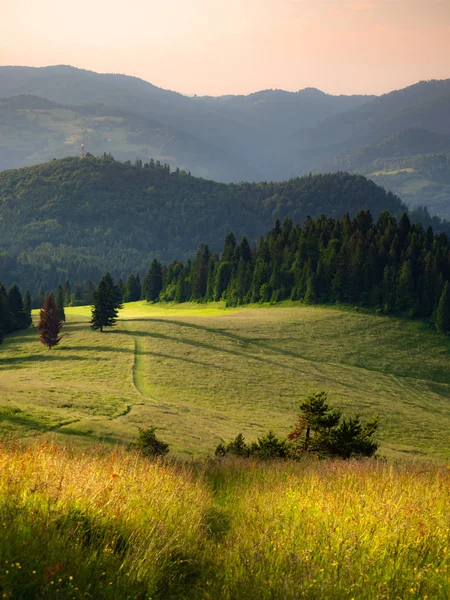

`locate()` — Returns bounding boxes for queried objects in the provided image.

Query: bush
[215,431,287,460]
[129,426,169,458]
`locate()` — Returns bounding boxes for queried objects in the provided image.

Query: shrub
[130,426,169,458]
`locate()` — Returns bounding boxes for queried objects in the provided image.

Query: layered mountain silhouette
[0,65,449,216]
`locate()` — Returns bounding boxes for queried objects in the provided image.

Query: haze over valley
[1,66,450,218]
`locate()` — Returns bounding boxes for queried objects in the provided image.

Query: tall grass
[1,443,449,598]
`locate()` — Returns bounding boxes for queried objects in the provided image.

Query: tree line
[139,210,450,334]
[5,155,449,296]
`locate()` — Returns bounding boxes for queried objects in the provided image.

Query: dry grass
[0,442,449,599]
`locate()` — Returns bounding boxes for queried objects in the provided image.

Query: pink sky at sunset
[1,0,449,96]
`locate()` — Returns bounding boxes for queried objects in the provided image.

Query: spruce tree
[8,283,27,330]
[55,284,66,322]
[436,281,450,335]
[143,260,163,302]
[38,294,63,348]
[91,273,123,332]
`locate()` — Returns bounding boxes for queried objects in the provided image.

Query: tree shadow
[110,327,306,374]
[0,354,106,368]
[60,345,231,370]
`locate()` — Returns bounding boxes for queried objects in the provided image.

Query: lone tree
[288,391,341,452]
[436,281,450,335]
[91,273,123,332]
[288,391,378,459]
[38,294,63,348]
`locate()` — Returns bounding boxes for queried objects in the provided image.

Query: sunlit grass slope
[1,301,450,460]
[0,443,449,599]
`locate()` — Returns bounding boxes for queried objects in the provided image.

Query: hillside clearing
[1,302,450,460]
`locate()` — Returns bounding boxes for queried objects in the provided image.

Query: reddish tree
[38,294,62,348]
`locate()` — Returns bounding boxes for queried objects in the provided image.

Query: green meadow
[1,301,450,461]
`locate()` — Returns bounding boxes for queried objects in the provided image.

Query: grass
[0,442,449,599]
[1,301,450,460]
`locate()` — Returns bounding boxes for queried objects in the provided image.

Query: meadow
[0,443,449,599]
[1,301,450,460]
[2,302,450,598]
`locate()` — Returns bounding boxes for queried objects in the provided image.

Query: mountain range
[0,65,450,217]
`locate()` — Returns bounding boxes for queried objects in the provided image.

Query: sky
[0,0,449,96]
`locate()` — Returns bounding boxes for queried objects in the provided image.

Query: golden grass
[0,442,449,599]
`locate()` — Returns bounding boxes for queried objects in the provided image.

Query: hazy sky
[1,0,449,96]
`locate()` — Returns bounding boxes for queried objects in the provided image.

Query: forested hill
[0,154,427,292]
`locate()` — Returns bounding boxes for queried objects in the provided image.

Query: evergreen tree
[55,284,66,322]
[191,244,210,300]
[91,273,123,332]
[8,283,27,330]
[436,281,450,334]
[288,391,378,458]
[24,291,32,327]
[288,391,341,452]
[143,260,163,302]
[0,283,11,335]
[38,294,63,348]
[63,281,72,306]
[123,273,141,302]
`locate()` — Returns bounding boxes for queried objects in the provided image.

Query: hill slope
[0,156,406,291]
[2,302,450,461]
[323,130,450,218]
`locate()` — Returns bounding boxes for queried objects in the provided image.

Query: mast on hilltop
[81,138,85,159]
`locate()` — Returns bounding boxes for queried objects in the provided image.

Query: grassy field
[0,443,449,599]
[1,301,450,460]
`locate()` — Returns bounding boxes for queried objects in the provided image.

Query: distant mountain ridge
[0,66,450,216]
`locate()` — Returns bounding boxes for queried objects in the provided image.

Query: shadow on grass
[127,318,450,385]
[0,354,106,368]
[110,326,319,377]
[0,410,79,433]
[61,345,232,371]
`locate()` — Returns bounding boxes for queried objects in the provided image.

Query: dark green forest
[0,155,417,293]
[140,211,450,331]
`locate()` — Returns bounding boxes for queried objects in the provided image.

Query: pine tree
[38,294,63,348]
[55,284,66,322]
[436,281,450,335]
[91,273,123,332]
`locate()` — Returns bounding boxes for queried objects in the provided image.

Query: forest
[1,155,449,295]
[138,210,450,331]
[0,155,411,291]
